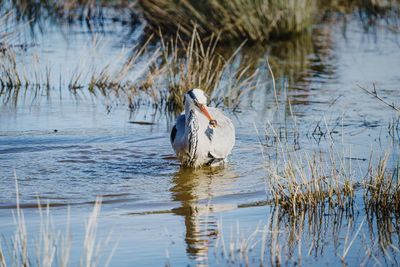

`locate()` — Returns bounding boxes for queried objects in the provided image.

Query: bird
[170,88,235,168]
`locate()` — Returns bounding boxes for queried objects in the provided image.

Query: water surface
[0,7,400,266]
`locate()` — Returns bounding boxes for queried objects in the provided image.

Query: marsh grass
[0,27,260,112]
[263,121,399,221]
[0,49,21,89]
[138,0,317,42]
[159,29,225,111]
[259,74,397,218]
[243,70,400,263]
[260,95,354,215]
[211,150,400,266]
[0,11,15,51]
[0,35,159,105]
[4,0,399,43]
[0,175,114,267]
[0,47,54,106]
[364,155,400,216]
[157,28,260,112]
[265,148,356,216]
[388,117,400,143]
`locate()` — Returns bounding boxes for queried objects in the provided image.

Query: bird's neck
[184,103,198,125]
[185,106,200,166]
[185,108,199,131]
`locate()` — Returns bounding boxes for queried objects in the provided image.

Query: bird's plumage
[170,89,235,167]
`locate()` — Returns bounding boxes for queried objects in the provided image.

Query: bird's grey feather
[186,110,199,166]
[170,107,235,167]
[206,107,235,160]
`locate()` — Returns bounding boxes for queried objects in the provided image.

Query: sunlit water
[0,8,400,267]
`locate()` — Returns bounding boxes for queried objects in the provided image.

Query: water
[0,6,400,267]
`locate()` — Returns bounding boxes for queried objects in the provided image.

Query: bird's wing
[207,108,235,159]
[171,113,186,148]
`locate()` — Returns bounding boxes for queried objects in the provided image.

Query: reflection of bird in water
[170,167,236,265]
[170,89,235,168]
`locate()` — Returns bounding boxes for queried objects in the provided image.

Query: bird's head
[184,88,217,127]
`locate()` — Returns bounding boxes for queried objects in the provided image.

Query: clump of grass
[159,29,225,111]
[364,155,400,214]
[138,0,317,42]
[157,28,260,112]
[0,46,54,106]
[0,49,22,89]
[266,150,355,216]
[263,119,397,218]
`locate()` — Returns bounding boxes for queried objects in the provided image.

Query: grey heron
[170,88,235,167]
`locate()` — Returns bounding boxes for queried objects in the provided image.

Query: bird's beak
[198,103,218,127]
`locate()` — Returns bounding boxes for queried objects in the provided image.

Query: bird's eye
[188,90,197,101]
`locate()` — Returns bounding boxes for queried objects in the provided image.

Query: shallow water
[1,6,400,267]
